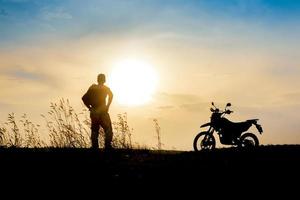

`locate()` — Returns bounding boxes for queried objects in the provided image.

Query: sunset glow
[109,59,158,106]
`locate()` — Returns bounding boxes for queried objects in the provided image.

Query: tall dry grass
[0,113,45,147]
[41,99,90,148]
[0,98,161,149]
[153,119,163,150]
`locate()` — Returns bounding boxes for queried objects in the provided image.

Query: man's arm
[106,89,113,112]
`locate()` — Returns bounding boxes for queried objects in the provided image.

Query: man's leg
[90,114,100,149]
[100,113,113,149]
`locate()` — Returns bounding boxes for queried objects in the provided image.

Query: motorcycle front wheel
[239,133,259,148]
[193,132,216,151]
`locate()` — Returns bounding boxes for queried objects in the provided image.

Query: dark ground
[0,145,299,193]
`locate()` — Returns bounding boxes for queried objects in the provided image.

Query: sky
[1,0,300,150]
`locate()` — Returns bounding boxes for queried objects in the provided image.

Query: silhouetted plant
[0,98,152,149]
[42,99,136,149]
[0,113,44,147]
[0,126,11,147]
[20,114,45,148]
[153,119,163,150]
[8,113,22,147]
[112,113,133,149]
[42,99,90,148]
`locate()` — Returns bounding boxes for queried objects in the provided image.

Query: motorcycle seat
[221,118,253,133]
[246,119,259,124]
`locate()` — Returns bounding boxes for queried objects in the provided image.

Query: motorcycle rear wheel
[239,132,259,148]
[193,132,216,151]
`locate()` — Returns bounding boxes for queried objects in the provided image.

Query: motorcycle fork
[207,127,214,136]
[205,128,214,141]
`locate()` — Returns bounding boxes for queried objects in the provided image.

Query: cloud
[156,92,209,112]
[41,7,72,20]
[158,93,203,104]
[157,105,175,110]
[267,65,300,77]
[279,92,300,105]
[7,70,43,80]
[179,103,208,112]
[2,67,44,81]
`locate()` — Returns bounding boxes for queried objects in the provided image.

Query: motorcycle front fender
[200,122,211,128]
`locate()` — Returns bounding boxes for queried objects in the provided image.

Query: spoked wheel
[239,133,259,148]
[193,132,216,151]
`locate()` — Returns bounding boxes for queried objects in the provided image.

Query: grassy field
[1,145,299,187]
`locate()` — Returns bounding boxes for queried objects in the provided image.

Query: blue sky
[1,0,300,46]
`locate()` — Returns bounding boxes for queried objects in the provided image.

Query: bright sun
[108,59,158,106]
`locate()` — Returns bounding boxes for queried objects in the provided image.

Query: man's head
[97,74,106,84]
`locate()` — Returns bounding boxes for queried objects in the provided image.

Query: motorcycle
[193,102,263,151]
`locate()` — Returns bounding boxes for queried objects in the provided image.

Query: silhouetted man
[82,74,113,150]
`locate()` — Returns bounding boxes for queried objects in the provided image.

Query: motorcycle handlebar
[219,110,233,116]
[210,108,233,115]
[225,110,233,114]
